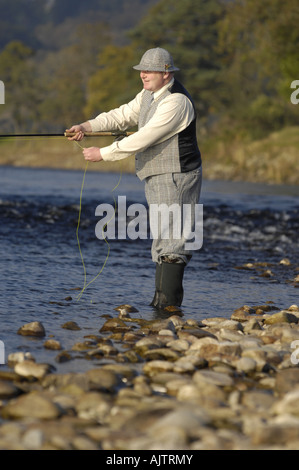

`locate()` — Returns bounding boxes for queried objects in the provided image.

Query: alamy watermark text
[0,80,4,104]
[290,80,299,104]
[95,196,203,251]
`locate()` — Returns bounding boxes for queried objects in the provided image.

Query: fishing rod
[0,131,134,138]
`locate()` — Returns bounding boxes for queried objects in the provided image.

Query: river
[0,165,298,372]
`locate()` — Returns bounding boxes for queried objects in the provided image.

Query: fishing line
[0,133,122,300]
[72,139,122,302]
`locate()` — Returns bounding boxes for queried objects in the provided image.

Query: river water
[0,165,298,372]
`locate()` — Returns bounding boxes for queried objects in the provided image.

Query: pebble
[1,303,299,449]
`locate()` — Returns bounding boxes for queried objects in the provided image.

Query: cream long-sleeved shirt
[88,78,195,162]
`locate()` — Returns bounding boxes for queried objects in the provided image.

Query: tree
[85,44,141,118]
[36,22,111,131]
[128,0,226,124]
[0,41,39,132]
[217,0,299,137]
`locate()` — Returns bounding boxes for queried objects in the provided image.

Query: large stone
[17,321,46,337]
[14,361,51,380]
[2,392,61,420]
[264,311,298,325]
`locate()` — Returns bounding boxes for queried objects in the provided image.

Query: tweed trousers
[144,167,202,265]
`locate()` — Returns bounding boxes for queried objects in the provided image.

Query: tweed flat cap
[133,47,180,72]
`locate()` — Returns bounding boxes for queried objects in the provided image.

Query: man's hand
[65,125,85,141]
[83,147,103,162]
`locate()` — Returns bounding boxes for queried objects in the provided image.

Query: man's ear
[163,72,173,80]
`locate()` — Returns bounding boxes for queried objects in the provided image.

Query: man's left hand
[83,147,103,162]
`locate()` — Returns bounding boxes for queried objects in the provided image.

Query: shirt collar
[152,77,174,101]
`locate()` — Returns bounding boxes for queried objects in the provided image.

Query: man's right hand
[65,125,85,141]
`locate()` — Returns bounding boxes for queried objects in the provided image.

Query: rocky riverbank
[1,302,299,450]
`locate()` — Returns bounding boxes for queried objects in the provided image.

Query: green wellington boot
[150,261,185,309]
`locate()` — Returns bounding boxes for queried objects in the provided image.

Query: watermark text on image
[95,196,203,251]
[0,340,5,365]
[0,80,5,104]
[291,340,299,365]
[290,80,299,104]
[106,453,193,467]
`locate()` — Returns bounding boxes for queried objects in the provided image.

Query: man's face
[140,71,171,92]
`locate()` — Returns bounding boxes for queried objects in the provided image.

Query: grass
[201,126,299,185]
[0,126,298,185]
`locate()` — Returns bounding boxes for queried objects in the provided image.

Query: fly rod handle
[64,131,135,137]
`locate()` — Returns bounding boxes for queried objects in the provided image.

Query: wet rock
[71,341,96,352]
[44,339,62,350]
[280,258,291,266]
[17,321,46,337]
[100,318,132,334]
[114,304,139,313]
[163,305,184,317]
[55,351,72,363]
[61,321,81,330]
[289,305,299,313]
[231,305,255,322]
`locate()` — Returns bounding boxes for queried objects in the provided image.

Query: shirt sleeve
[100,93,195,162]
[88,91,143,132]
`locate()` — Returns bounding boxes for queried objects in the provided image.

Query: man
[66,47,202,310]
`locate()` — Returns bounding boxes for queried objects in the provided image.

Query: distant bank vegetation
[0,0,298,184]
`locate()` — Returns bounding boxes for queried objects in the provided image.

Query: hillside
[0,0,159,50]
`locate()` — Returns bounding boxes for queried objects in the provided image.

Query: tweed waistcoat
[135,79,201,181]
